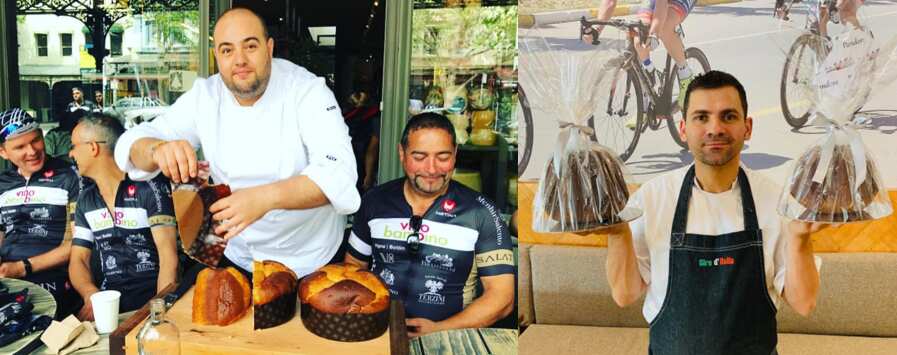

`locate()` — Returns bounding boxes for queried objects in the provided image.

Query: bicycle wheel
[590,62,643,162]
[670,47,711,149]
[517,85,535,176]
[781,33,824,128]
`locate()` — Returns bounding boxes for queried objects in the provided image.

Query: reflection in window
[35,33,48,56]
[61,33,73,56]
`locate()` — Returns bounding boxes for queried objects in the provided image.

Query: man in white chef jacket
[114,7,360,278]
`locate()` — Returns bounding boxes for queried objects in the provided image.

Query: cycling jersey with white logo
[72,174,176,292]
[348,179,515,322]
[0,157,81,261]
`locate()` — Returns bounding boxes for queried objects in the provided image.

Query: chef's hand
[0,261,25,278]
[150,140,197,184]
[406,318,443,338]
[210,185,272,240]
[787,220,833,238]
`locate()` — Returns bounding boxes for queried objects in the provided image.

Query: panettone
[252,260,298,330]
[299,263,390,342]
[789,145,879,221]
[173,183,231,267]
[541,148,629,230]
[192,267,251,326]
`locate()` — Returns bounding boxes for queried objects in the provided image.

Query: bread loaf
[252,260,299,330]
[540,148,629,229]
[299,263,390,342]
[789,145,879,221]
[192,267,251,326]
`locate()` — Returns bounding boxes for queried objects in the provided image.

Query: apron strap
[736,167,760,232]
[670,166,697,237]
[670,166,761,237]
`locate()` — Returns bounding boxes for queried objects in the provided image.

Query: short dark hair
[217,6,270,39]
[79,112,126,150]
[683,70,748,117]
[400,112,457,149]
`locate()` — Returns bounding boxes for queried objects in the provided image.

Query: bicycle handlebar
[580,17,650,46]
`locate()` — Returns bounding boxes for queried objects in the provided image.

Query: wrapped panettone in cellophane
[778,28,897,223]
[521,32,641,233]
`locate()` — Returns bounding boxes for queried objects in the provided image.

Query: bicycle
[778,0,842,128]
[580,17,711,158]
[516,18,710,176]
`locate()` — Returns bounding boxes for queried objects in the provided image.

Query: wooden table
[32,311,135,355]
[410,328,518,355]
[110,284,408,355]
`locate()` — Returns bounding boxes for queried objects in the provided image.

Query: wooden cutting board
[122,287,394,355]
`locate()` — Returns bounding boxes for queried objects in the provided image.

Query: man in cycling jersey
[345,113,515,338]
[68,114,178,320]
[0,108,83,319]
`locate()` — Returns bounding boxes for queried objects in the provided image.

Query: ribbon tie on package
[810,124,867,195]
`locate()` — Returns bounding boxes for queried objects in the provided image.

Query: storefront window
[409,0,518,211]
[15,2,201,126]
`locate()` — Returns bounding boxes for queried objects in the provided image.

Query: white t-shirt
[627,164,791,324]
[115,58,360,278]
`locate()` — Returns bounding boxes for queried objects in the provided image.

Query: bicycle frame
[581,18,686,120]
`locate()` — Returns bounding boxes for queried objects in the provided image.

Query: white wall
[16,15,86,71]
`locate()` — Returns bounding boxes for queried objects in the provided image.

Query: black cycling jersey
[348,179,515,322]
[0,157,81,261]
[72,174,176,293]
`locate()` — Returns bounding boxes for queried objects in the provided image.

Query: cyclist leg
[655,0,694,108]
[635,1,655,65]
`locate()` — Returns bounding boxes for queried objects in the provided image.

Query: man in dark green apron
[604,71,825,354]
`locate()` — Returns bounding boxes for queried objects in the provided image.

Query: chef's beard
[223,62,272,102]
[225,75,269,102]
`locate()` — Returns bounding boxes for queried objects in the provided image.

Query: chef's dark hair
[78,112,126,150]
[400,112,457,149]
[683,70,748,117]
[217,6,270,39]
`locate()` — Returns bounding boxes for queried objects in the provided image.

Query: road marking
[690,10,897,46]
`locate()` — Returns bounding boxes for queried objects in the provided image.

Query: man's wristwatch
[22,258,33,277]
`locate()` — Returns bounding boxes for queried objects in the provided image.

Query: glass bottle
[137,298,180,355]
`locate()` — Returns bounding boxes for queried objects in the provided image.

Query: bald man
[68,113,178,319]
[114,7,359,279]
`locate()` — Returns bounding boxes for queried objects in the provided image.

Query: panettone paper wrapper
[778,125,892,223]
[300,302,389,342]
[776,28,896,222]
[173,161,231,268]
[532,127,641,233]
[253,289,297,330]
